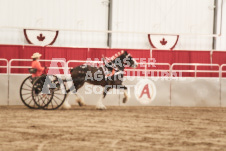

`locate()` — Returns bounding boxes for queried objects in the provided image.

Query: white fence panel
[121,77,170,106]
[171,63,220,107]
[220,78,226,107]
[220,64,226,107]
[0,75,8,105]
[0,59,9,105]
[4,59,226,107]
[8,74,28,105]
[171,78,220,107]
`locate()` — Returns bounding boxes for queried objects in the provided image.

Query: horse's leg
[96,86,110,110]
[117,85,129,103]
[75,92,86,107]
[61,93,71,109]
[61,80,85,109]
[73,81,86,107]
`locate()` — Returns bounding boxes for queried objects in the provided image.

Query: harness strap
[105,69,115,77]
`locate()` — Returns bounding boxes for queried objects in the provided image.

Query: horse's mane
[109,50,128,63]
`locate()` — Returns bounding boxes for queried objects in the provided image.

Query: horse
[62,50,138,110]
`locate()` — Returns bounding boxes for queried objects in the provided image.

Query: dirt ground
[0,106,226,151]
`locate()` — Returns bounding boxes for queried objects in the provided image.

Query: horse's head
[120,51,138,68]
[110,50,138,69]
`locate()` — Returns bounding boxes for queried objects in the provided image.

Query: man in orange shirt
[31,52,45,77]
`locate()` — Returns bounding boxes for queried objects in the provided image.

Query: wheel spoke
[24,95,32,101]
[22,88,31,91]
[40,95,46,106]
[53,95,62,101]
[27,99,33,105]
[24,83,32,88]
[36,95,40,105]
[22,93,32,95]
[44,96,49,106]
[36,95,40,104]
[52,98,59,106]
[37,95,43,106]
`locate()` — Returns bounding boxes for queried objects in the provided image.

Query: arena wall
[171,78,220,107]
[2,73,226,107]
[1,46,226,107]
[8,74,29,105]
[220,78,226,107]
[0,75,8,105]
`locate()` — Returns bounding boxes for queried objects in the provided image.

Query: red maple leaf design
[160,38,167,45]
[37,33,45,41]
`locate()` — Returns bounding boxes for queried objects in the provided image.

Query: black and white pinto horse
[62,50,138,110]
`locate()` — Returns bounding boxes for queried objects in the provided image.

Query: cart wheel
[20,75,39,109]
[32,75,67,110]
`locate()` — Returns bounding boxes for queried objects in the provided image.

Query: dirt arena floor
[0,106,226,151]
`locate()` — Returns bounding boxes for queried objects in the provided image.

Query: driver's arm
[35,61,44,72]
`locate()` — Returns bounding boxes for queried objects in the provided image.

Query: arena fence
[8,59,68,74]
[1,58,226,107]
[0,59,8,105]
[171,63,220,77]
[0,59,8,74]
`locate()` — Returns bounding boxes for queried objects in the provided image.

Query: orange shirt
[31,61,44,77]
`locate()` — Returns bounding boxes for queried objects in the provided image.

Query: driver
[31,52,45,78]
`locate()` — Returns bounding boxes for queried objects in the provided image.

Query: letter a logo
[139,84,151,99]
[135,79,156,105]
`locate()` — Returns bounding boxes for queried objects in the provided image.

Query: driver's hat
[31,52,42,59]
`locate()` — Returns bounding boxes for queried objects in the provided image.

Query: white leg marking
[61,94,71,109]
[123,90,130,103]
[96,95,106,110]
[75,93,86,106]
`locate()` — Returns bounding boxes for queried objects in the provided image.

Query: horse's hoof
[61,101,71,109]
[96,105,107,110]
[78,101,82,107]
[123,92,129,103]
[76,98,86,107]
[123,97,127,103]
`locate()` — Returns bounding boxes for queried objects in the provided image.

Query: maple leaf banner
[148,34,179,50]
[24,29,59,46]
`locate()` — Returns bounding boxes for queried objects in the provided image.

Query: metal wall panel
[216,0,226,50]
[121,77,170,106]
[0,75,8,105]
[171,78,220,107]
[220,78,226,107]
[0,0,109,47]
[8,74,28,105]
[6,75,223,107]
[111,0,215,50]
